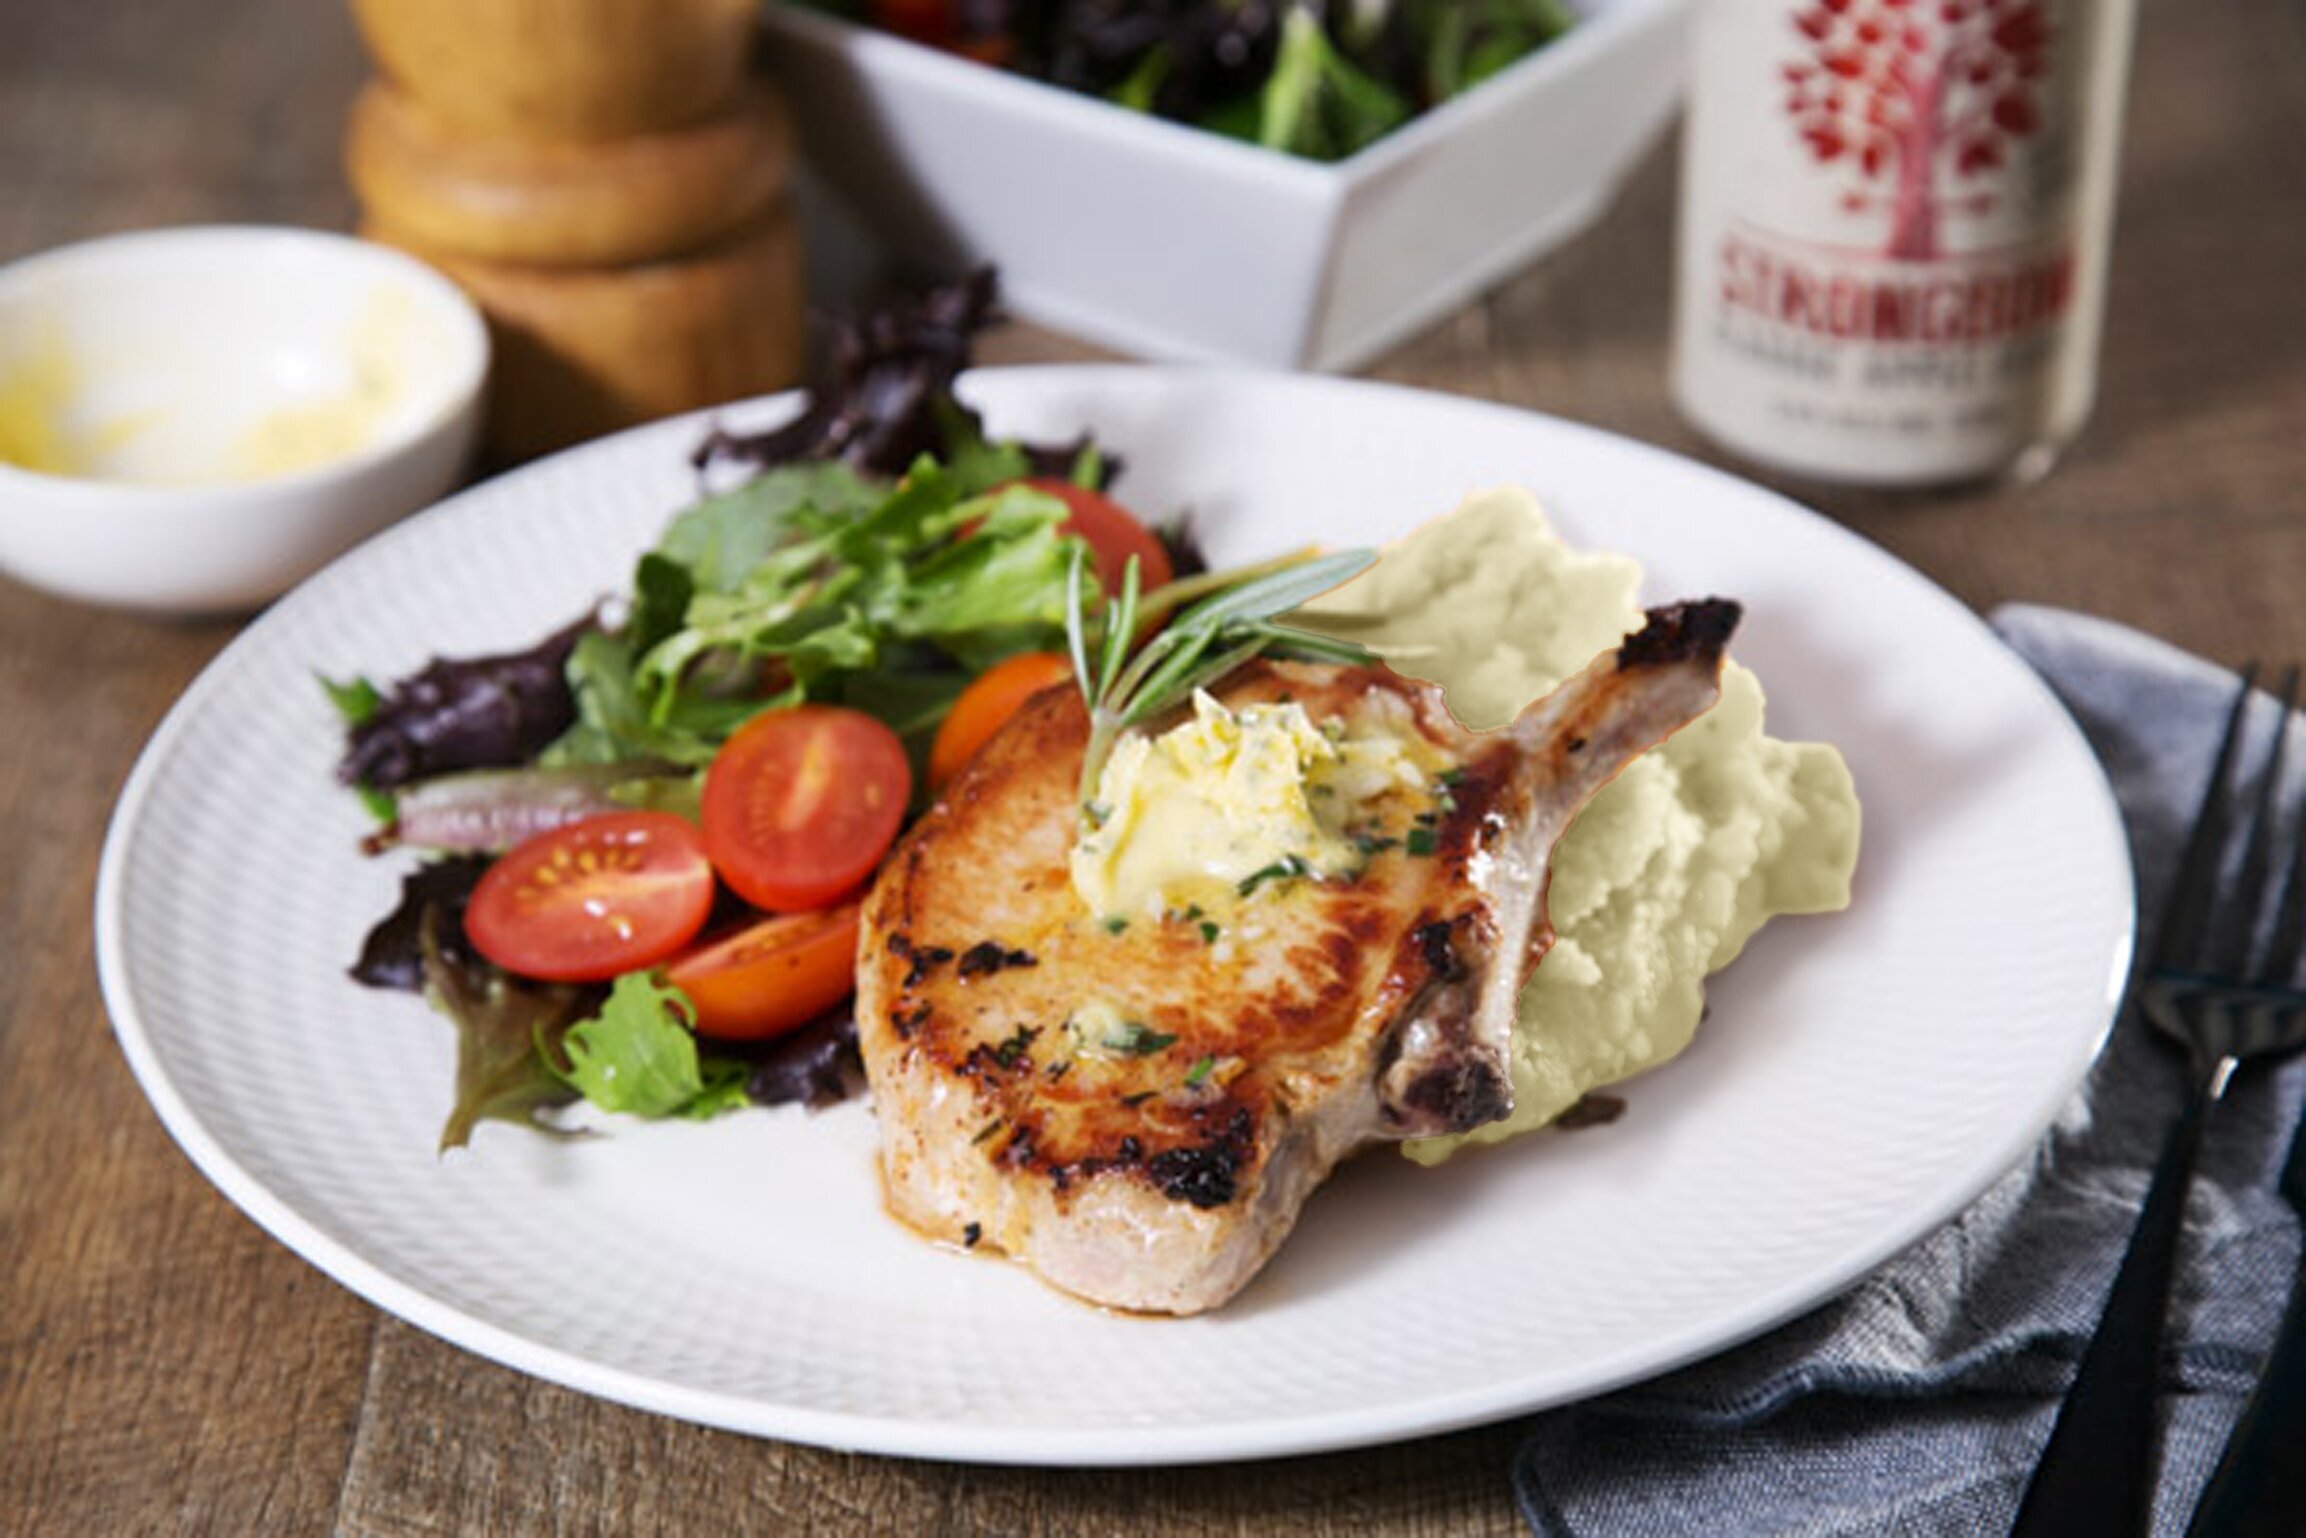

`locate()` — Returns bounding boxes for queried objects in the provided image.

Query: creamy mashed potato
[1292,487,1861,1161]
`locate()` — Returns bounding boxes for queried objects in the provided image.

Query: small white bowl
[759,0,1687,371]
[0,226,487,614]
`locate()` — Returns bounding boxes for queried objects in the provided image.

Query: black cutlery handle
[2186,1256,2306,1537]
[2009,1077,2215,1538]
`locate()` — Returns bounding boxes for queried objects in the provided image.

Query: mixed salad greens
[333,272,1365,1149]
[830,0,1580,162]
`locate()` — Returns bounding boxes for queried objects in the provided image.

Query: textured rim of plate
[94,366,2133,1466]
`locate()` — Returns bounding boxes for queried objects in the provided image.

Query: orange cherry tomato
[463,811,715,983]
[928,651,1074,789]
[664,901,865,1041]
[1010,479,1175,595]
[701,705,912,912]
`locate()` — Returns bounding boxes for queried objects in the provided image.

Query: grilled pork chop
[856,601,1738,1314]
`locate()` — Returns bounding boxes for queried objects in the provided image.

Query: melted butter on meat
[1068,687,1445,922]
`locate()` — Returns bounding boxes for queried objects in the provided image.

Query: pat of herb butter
[1070,689,1423,921]
[1292,486,1862,1161]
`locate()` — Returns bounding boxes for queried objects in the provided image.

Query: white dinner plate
[96,367,2133,1466]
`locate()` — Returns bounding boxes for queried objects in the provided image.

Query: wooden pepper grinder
[344,0,806,463]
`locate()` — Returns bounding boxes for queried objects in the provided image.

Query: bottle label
[1675,0,2129,483]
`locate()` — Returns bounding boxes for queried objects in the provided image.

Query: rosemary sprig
[1065,544,1377,810]
[1126,545,1324,637]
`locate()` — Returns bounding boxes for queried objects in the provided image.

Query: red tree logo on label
[1783,0,2054,260]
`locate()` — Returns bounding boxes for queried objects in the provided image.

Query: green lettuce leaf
[548,973,751,1121]
[554,455,1081,769]
[320,674,397,821]
[1412,0,1577,99]
[1258,8,1410,162]
[657,462,882,595]
[420,911,588,1151]
[320,673,383,727]
[545,628,761,768]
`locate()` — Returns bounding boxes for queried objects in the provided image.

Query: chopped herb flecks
[1236,853,1313,897]
[1103,1020,1178,1055]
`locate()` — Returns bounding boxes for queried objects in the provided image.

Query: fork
[2184,1090,2306,1536]
[2011,662,2306,1537]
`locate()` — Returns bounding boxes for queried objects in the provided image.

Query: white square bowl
[757,1,1689,371]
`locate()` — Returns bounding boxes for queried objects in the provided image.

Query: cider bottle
[1672,0,2139,486]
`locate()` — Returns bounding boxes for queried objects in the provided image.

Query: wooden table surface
[5,1,2303,1532]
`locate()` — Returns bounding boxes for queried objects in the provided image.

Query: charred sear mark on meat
[1394,1054,1513,1131]
[1146,1109,1255,1209]
[962,1025,1040,1079]
[885,932,958,988]
[957,941,1037,978]
[1615,598,1741,670]
[1414,917,1468,984]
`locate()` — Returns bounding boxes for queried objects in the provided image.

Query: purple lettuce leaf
[338,617,592,793]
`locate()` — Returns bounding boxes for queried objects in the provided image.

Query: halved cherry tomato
[664,901,864,1041]
[464,811,715,983]
[928,651,1073,789]
[1009,479,1175,595]
[701,705,912,912]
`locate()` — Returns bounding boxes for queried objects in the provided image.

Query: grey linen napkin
[1515,604,2306,1538]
